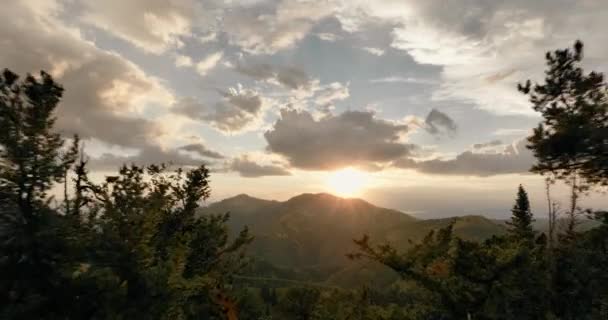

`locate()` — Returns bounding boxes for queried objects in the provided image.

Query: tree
[518,40,608,319]
[0,69,253,319]
[70,163,254,319]
[279,287,321,320]
[351,222,551,319]
[519,40,608,187]
[0,69,79,318]
[506,185,535,240]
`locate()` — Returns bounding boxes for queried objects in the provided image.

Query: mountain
[199,193,506,286]
[201,193,415,268]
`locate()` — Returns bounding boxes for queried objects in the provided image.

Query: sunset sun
[325,168,370,197]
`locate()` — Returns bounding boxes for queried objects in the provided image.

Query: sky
[2,0,607,218]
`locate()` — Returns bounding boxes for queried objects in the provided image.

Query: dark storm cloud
[230,155,291,178]
[264,109,414,170]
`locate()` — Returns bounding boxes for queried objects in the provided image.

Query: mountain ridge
[200,193,504,276]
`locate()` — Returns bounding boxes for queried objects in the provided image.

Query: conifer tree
[506,185,535,240]
[0,69,79,318]
[0,69,253,319]
[519,40,608,187]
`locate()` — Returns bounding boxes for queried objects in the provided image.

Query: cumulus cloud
[80,0,199,54]
[222,0,336,54]
[196,51,224,76]
[335,0,608,115]
[235,62,349,113]
[425,109,457,136]
[264,109,414,170]
[230,155,291,177]
[173,86,266,134]
[395,139,534,176]
[0,1,175,148]
[178,143,225,159]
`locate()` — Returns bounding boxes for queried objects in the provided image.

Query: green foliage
[278,287,321,320]
[0,69,252,319]
[203,193,505,287]
[547,212,608,319]
[506,185,535,240]
[519,40,608,187]
[349,41,608,319]
[0,69,79,319]
[73,164,253,319]
[352,222,552,319]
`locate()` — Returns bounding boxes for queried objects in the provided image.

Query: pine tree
[0,69,254,319]
[519,40,608,187]
[0,69,79,318]
[507,185,535,240]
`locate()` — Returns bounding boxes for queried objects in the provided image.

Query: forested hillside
[200,193,505,286]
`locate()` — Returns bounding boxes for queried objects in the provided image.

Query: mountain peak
[231,193,258,200]
[286,192,368,203]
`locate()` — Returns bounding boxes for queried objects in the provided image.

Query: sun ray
[325,167,369,197]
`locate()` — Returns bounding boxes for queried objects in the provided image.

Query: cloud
[199,32,217,44]
[196,51,224,76]
[472,139,503,150]
[235,62,351,113]
[362,47,385,56]
[175,54,193,67]
[235,62,275,80]
[276,66,310,90]
[89,145,209,170]
[80,0,198,54]
[316,33,339,42]
[425,109,457,136]
[264,109,414,170]
[493,128,529,137]
[314,82,350,112]
[222,0,335,54]
[230,155,291,177]
[395,139,534,176]
[178,143,225,159]
[0,1,175,149]
[336,0,608,115]
[173,86,266,134]
[236,63,311,90]
[370,76,437,85]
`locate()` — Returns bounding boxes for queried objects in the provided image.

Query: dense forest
[1,42,607,319]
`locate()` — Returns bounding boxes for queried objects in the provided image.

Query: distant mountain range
[198,193,507,287]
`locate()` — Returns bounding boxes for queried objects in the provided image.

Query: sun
[325,168,370,197]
